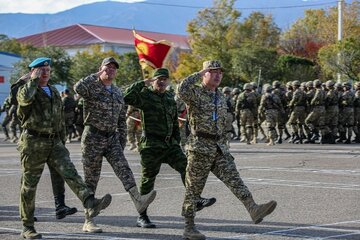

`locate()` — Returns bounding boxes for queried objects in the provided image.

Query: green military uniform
[124,80,187,195]
[62,90,77,142]
[338,83,355,143]
[126,105,142,151]
[1,96,12,140]
[288,81,307,143]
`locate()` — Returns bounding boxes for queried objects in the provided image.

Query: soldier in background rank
[16,57,112,239]
[178,60,276,240]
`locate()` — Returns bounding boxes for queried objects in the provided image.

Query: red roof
[17,24,190,50]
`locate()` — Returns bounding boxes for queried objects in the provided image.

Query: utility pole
[337,0,344,82]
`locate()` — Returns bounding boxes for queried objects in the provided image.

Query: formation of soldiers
[225,80,360,146]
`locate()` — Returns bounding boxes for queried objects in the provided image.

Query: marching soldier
[126,105,142,151]
[338,82,355,143]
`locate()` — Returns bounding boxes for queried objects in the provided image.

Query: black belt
[25,129,59,139]
[87,125,114,138]
[144,132,171,142]
[193,131,220,141]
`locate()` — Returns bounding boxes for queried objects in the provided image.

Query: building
[0,52,21,121]
[17,23,190,56]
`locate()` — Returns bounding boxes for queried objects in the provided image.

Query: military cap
[272,80,281,88]
[325,80,335,88]
[343,81,352,88]
[202,60,224,71]
[250,82,257,88]
[243,83,252,91]
[152,68,169,79]
[222,86,231,93]
[313,79,322,87]
[334,82,342,88]
[232,88,240,94]
[263,84,272,92]
[28,57,51,69]
[101,57,119,69]
[306,81,314,87]
[292,80,301,87]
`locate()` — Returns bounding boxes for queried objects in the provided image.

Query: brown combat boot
[128,186,156,214]
[84,194,112,218]
[242,197,277,224]
[21,226,42,239]
[183,217,206,240]
[83,209,103,233]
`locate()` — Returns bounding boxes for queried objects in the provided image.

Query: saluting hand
[96,67,106,78]
[199,68,210,77]
[144,78,156,86]
[30,68,42,80]
[19,72,31,82]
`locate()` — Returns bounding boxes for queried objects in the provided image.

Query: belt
[87,125,114,138]
[193,131,220,141]
[25,129,59,139]
[144,132,171,142]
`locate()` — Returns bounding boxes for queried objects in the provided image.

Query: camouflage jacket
[289,89,306,108]
[339,90,355,108]
[124,80,180,149]
[310,89,326,106]
[325,89,339,108]
[354,90,360,108]
[74,74,127,147]
[178,72,228,155]
[17,78,66,142]
[259,92,283,112]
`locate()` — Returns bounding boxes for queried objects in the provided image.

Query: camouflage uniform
[288,84,307,142]
[259,89,282,145]
[17,77,94,228]
[223,91,235,146]
[126,105,142,150]
[124,80,187,195]
[272,85,287,142]
[305,86,326,142]
[235,88,257,144]
[175,94,189,150]
[74,73,136,193]
[1,96,12,140]
[74,96,84,139]
[178,72,252,218]
[62,92,77,142]
[353,86,360,142]
[324,87,339,142]
[338,86,355,143]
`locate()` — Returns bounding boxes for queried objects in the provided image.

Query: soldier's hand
[30,68,42,80]
[20,72,31,82]
[144,78,156,86]
[95,67,106,78]
[199,68,210,77]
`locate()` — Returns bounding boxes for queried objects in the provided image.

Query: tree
[318,38,360,81]
[117,52,142,88]
[230,45,279,85]
[10,46,72,86]
[276,55,317,82]
[0,35,36,56]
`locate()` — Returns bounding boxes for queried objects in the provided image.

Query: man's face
[100,63,118,81]
[152,76,169,93]
[35,66,51,85]
[202,68,223,89]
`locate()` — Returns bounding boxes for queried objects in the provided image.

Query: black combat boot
[21,226,42,239]
[55,194,78,219]
[195,197,217,212]
[275,136,282,144]
[136,208,156,228]
[284,128,291,140]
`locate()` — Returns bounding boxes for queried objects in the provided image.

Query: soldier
[62,89,77,143]
[287,80,307,144]
[1,96,12,141]
[74,57,156,233]
[272,81,288,144]
[175,92,189,150]
[324,80,339,144]
[353,82,360,143]
[222,86,235,146]
[16,57,112,239]
[259,84,283,146]
[231,87,241,140]
[250,82,266,143]
[74,94,84,140]
[305,79,326,144]
[337,82,355,143]
[126,105,142,151]
[178,60,276,240]
[124,68,215,228]
[236,83,258,144]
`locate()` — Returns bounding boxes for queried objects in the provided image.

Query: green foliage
[117,52,142,88]
[10,46,72,86]
[0,35,36,56]
[318,38,360,81]
[230,45,279,85]
[277,55,317,82]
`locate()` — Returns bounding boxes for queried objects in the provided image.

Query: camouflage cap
[222,86,231,93]
[202,60,224,71]
[325,80,335,88]
[152,68,169,79]
[101,57,119,69]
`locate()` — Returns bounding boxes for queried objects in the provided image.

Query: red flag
[133,30,172,71]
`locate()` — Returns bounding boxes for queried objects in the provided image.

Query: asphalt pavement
[0,133,359,240]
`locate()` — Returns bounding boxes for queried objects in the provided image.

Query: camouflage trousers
[81,126,136,193]
[182,149,251,218]
[240,109,255,143]
[324,106,339,135]
[354,107,360,135]
[305,106,325,134]
[264,109,279,141]
[179,122,188,150]
[139,144,187,195]
[288,106,306,135]
[18,132,93,227]
[126,118,142,145]
[338,107,354,137]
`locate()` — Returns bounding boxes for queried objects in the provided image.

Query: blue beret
[28,57,51,69]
